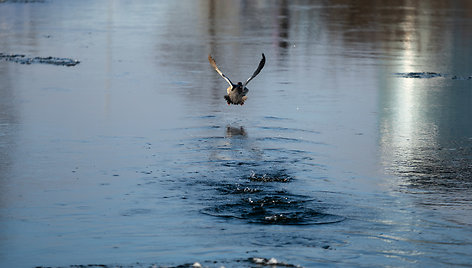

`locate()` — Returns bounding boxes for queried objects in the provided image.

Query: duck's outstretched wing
[243,53,265,88]
[208,54,233,87]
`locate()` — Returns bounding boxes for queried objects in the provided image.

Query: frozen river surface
[1,1,472,267]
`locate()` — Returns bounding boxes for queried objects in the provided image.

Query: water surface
[1,1,472,267]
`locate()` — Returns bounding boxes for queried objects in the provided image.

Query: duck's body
[208,54,265,105]
[224,82,248,105]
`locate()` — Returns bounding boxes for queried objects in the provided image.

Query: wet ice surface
[1,0,472,267]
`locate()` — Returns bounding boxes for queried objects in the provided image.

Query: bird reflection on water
[226,125,247,138]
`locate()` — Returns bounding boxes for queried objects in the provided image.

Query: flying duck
[208,53,265,105]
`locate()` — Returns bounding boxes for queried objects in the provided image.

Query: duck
[208,53,265,105]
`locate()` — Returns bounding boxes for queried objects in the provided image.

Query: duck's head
[234,82,246,93]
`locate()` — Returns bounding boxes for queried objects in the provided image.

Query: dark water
[1,1,472,267]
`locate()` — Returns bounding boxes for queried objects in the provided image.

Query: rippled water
[1,1,472,267]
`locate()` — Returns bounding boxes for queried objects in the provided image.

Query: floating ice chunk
[0,53,80,66]
[267,258,278,264]
[252,257,265,264]
[249,257,300,267]
[395,72,442,78]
